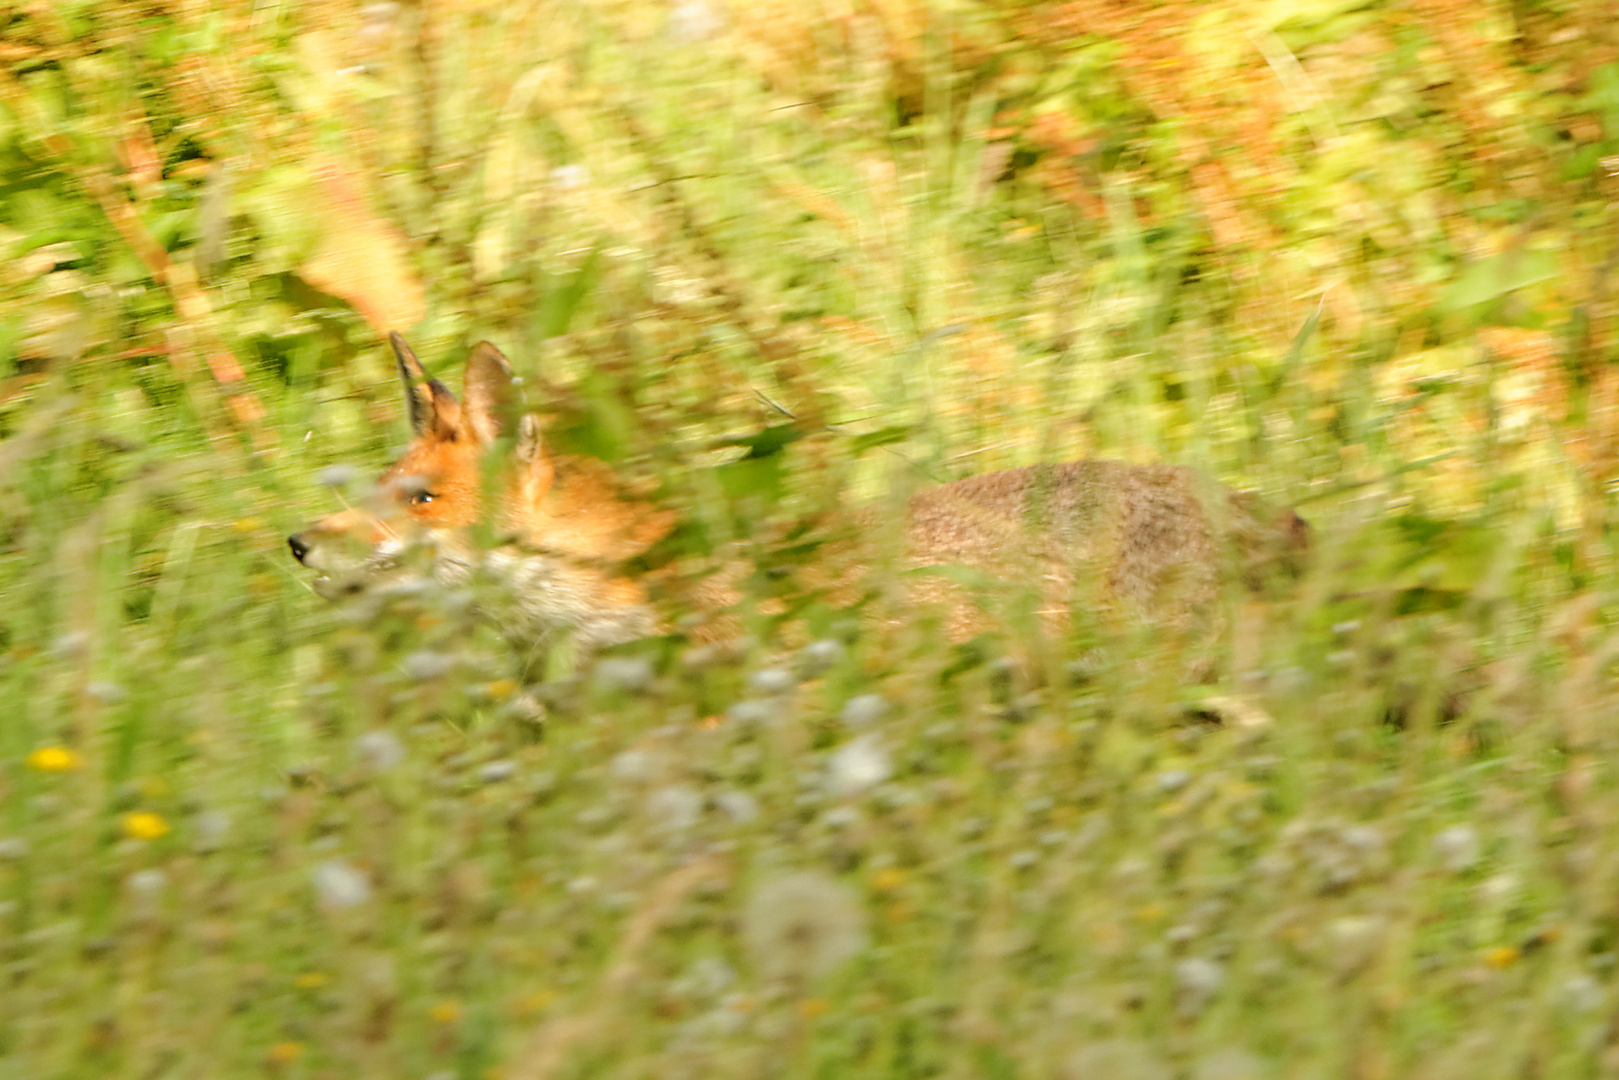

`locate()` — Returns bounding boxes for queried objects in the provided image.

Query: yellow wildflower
[294,972,329,989]
[1484,945,1520,969]
[27,746,82,772]
[510,990,557,1016]
[870,867,905,892]
[267,1041,304,1063]
[429,1001,463,1024]
[122,812,171,840]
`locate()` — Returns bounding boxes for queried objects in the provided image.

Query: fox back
[290,335,1307,655]
[886,460,1308,644]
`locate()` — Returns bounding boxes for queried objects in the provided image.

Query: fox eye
[394,474,437,508]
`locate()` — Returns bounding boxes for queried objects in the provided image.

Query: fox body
[289,336,1308,652]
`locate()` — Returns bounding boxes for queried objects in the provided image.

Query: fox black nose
[288,534,311,564]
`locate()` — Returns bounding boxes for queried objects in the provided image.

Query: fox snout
[287,505,403,573]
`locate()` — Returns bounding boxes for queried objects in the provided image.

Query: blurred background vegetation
[6,0,1619,1076]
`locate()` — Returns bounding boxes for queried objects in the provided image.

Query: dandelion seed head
[820,806,860,830]
[1560,973,1604,1013]
[191,810,231,852]
[716,790,759,824]
[126,868,167,895]
[749,667,797,696]
[312,859,372,909]
[798,639,844,676]
[646,785,703,833]
[1191,1047,1268,1080]
[611,750,657,784]
[839,694,887,728]
[681,956,738,999]
[318,464,359,489]
[1340,824,1384,854]
[1063,1039,1172,1080]
[1174,957,1224,1017]
[87,681,126,704]
[51,631,88,659]
[551,164,589,190]
[668,0,722,43]
[726,699,775,727]
[401,650,456,682]
[594,656,654,694]
[743,871,869,984]
[827,735,891,797]
[353,730,406,772]
[1433,824,1481,873]
[479,759,516,783]
[1326,914,1384,974]
[1156,769,1191,793]
[1479,871,1518,902]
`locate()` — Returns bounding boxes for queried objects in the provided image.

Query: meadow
[4,1,1619,1076]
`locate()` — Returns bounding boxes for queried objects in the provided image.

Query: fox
[289,334,1309,657]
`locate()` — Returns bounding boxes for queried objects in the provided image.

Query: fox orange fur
[290,335,1308,654]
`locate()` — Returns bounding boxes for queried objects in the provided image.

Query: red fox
[289,335,1308,653]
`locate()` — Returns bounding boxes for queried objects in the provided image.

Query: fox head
[287,332,517,593]
[289,335,676,647]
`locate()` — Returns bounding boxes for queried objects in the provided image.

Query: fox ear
[515,413,555,500]
[391,331,461,439]
[462,341,516,445]
[390,332,431,436]
[516,413,546,463]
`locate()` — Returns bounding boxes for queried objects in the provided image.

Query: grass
[4,0,1619,1077]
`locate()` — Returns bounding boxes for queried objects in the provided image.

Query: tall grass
[2,1,1618,1077]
